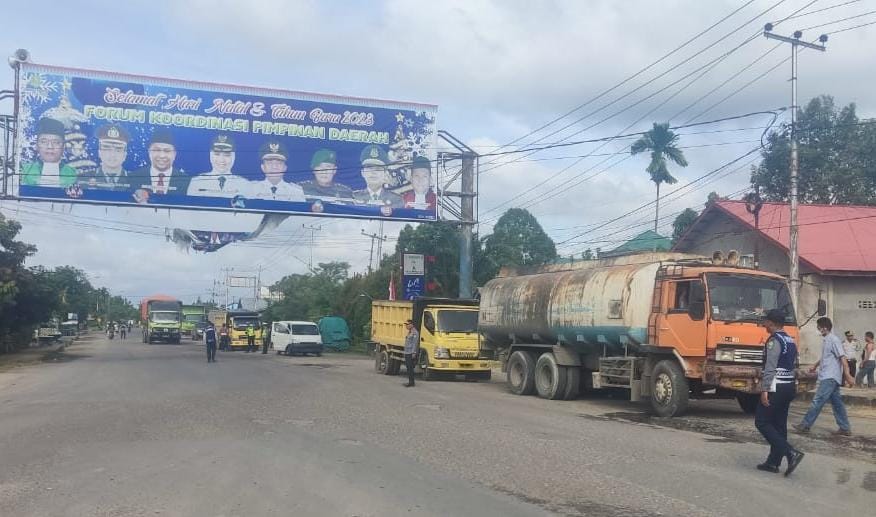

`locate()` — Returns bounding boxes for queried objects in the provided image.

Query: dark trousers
[848,359,857,378]
[404,353,416,385]
[755,382,796,466]
[262,339,268,354]
[247,336,255,352]
[206,342,216,362]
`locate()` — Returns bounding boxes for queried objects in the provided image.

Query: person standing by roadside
[855,331,875,388]
[219,323,229,351]
[403,319,420,387]
[120,325,127,340]
[245,323,256,353]
[843,331,860,378]
[205,323,217,363]
[261,322,270,354]
[754,310,804,475]
[794,317,856,436]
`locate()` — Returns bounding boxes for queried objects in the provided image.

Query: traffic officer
[205,323,218,363]
[245,323,256,353]
[403,319,419,387]
[755,309,805,476]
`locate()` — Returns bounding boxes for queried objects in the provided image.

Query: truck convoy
[371,298,491,381]
[140,295,183,344]
[479,252,808,417]
[207,309,262,350]
[181,305,207,340]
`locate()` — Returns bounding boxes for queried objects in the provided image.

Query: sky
[1,0,875,305]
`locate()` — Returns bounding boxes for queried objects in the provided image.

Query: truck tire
[562,366,581,400]
[418,350,434,381]
[736,393,759,414]
[388,356,402,376]
[507,351,536,396]
[375,349,390,374]
[535,352,568,400]
[650,359,689,417]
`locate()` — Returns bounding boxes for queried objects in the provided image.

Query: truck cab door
[657,279,708,358]
[421,311,437,358]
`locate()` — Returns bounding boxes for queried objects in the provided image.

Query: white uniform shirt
[187,171,249,197]
[249,179,305,201]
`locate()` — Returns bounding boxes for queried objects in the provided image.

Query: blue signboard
[12,63,438,222]
[403,275,424,300]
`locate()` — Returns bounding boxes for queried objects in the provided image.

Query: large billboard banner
[12,63,438,221]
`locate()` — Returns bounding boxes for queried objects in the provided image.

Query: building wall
[830,277,876,350]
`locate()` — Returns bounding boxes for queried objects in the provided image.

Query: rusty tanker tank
[479,252,808,417]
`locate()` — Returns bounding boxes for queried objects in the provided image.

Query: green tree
[751,95,876,204]
[631,122,689,233]
[477,208,557,284]
[671,208,699,244]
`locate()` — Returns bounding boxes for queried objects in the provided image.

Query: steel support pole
[458,152,475,298]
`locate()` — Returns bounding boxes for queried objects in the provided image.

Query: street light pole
[763,24,827,319]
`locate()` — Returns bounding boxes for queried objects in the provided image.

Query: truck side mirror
[817,299,827,317]
[689,301,706,321]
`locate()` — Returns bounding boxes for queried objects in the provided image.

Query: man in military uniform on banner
[353,144,403,216]
[187,134,250,198]
[249,140,306,202]
[21,117,78,188]
[300,148,354,203]
[82,124,131,191]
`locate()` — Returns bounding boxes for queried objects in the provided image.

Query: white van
[270,321,324,356]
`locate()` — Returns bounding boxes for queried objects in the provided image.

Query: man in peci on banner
[402,156,437,211]
[130,129,190,202]
[187,134,250,198]
[300,149,355,202]
[82,123,132,191]
[249,140,306,202]
[21,117,78,188]
[353,145,403,216]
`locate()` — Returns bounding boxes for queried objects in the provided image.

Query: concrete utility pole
[763,24,827,319]
[361,229,387,274]
[302,224,322,272]
[458,152,476,299]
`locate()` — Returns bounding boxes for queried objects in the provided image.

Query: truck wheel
[535,352,568,400]
[285,345,292,356]
[562,366,581,400]
[650,359,689,417]
[506,351,536,396]
[375,349,390,374]
[388,356,402,375]
[736,393,759,414]
[418,350,434,381]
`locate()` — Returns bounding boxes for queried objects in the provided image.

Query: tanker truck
[479,252,811,417]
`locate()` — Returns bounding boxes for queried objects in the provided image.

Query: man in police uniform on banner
[187,134,249,198]
[300,149,355,202]
[21,117,78,188]
[754,309,805,476]
[131,129,189,200]
[249,140,306,202]
[84,124,131,190]
[353,145,403,215]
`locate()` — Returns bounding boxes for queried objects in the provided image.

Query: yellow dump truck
[371,298,491,381]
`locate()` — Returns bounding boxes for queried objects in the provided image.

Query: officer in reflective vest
[755,309,805,476]
[246,324,256,353]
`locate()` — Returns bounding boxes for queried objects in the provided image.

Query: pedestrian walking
[855,331,875,388]
[261,323,270,354]
[245,323,256,353]
[794,317,856,436]
[120,325,127,340]
[219,323,229,351]
[843,331,860,378]
[403,319,419,387]
[205,323,217,363]
[754,309,804,476]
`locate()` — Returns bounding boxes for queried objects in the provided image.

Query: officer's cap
[211,134,235,152]
[36,118,65,138]
[764,309,786,325]
[360,145,388,166]
[97,124,129,144]
[259,140,288,161]
[311,148,336,169]
[149,128,176,147]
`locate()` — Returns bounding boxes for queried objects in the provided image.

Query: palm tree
[631,122,689,234]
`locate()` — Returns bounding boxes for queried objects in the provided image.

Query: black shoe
[404,382,415,387]
[756,463,780,474]
[785,449,805,477]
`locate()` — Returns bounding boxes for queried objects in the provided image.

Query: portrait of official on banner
[12,63,439,221]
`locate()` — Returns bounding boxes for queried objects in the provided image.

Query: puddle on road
[862,471,876,491]
[293,363,338,369]
[41,351,90,363]
[836,468,851,484]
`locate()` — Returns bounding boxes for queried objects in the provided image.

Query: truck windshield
[706,273,796,324]
[184,314,205,323]
[437,310,478,333]
[290,324,320,335]
[151,312,179,323]
[232,317,260,330]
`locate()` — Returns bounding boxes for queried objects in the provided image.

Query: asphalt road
[1,333,874,517]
